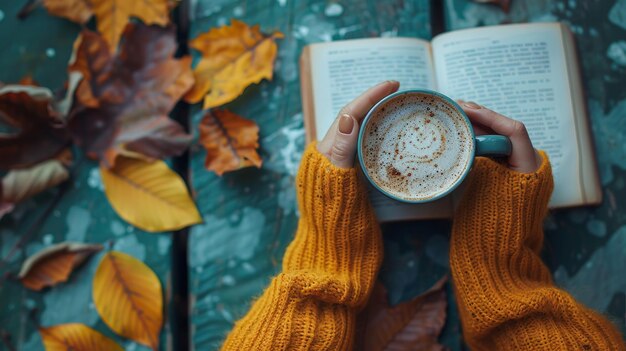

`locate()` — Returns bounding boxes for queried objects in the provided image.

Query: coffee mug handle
[475,135,512,156]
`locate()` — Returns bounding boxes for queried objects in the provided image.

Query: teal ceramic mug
[357,89,512,204]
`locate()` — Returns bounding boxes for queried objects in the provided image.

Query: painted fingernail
[338,114,354,134]
[463,101,481,109]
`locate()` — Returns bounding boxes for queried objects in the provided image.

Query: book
[299,22,602,222]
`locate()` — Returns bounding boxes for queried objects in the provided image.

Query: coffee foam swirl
[362,93,473,201]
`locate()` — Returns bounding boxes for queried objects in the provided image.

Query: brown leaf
[43,0,93,24]
[357,276,448,351]
[472,0,511,13]
[199,110,262,175]
[68,23,193,167]
[0,154,71,219]
[185,19,284,109]
[0,85,70,169]
[18,242,102,291]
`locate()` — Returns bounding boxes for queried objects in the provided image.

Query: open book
[300,23,601,222]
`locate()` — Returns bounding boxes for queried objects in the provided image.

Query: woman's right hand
[458,101,542,173]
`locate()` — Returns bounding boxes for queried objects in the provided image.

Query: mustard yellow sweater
[221,144,625,350]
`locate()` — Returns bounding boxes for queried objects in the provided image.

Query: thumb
[330,114,359,168]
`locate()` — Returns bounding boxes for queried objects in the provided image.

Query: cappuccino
[361,93,474,202]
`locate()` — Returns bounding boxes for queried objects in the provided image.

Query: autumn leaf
[18,242,102,291]
[93,251,162,350]
[42,0,93,24]
[356,276,448,351]
[0,85,70,169]
[100,156,201,232]
[0,153,71,219]
[185,19,284,109]
[68,23,193,167]
[40,323,123,351]
[199,110,262,175]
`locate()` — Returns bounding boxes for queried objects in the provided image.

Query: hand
[318,81,400,168]
[458,101,542,173]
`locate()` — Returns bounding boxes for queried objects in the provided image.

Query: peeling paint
[112,234,146,260]
[66,206,91,242]
[609,0,626,31]
[190,207,265,267]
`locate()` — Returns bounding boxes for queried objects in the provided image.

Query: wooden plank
[0,3,174,350]
[185,1,451,350]
[444,0,626,337]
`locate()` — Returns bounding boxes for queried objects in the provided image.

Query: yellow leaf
[185,19,284,109]
[18,242,102,291]
[39,323,123,351]
[199,109,262,175]
[100,157,201,232]
[93,251,162,350]
[43,0,93,24]
[92,0,169,51]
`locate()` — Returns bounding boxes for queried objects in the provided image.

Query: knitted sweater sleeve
[450,151,625,350]
[220,143,383,350]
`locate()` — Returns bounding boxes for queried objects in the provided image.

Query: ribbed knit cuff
[282,142,382,288]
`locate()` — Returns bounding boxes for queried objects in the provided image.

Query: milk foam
[362,93,473,201]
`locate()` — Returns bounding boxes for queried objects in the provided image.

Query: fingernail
[463,101,481,109]
[338,114,354,134]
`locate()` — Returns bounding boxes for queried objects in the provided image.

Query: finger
[320,80,399,154]
[339,80,400,121]
[330,114,359,168]
[460,102,540,173]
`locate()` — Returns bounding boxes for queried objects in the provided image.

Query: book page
[432,23,584,207]
[307,38,453,221]
[309,38,437,136]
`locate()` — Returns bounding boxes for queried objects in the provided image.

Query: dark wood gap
[170,0,192,350]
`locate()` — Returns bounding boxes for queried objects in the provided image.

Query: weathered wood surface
[0,3,173,350]
[188,0,626,350]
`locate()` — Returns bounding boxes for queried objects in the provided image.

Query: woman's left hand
[317,81,400,168]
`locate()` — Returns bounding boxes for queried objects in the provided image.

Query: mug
[357,89,512,204]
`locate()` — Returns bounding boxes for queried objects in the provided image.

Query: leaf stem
[17,0,43,20]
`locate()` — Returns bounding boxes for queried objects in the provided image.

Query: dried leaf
[100,156,201,232]
[18,242,102,291]
[357,277,448,351]
[93,0,169,51]
[68,23,193,167]
[0,156,70,219]
[199,110,262,175]
[472,0,511,13]
[43,0,93,24]
[185,19,284,109]
[93,251,162,350]
[40,323,123,351]
[0,85,70,169]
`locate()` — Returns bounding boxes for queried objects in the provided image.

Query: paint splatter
[586,219,607,238]
[609,0,626,31]
[607,41,626,67]
[110,220,125,236]
[294,13,335,43]
[233,5,244,17]
[113,234,146,260]
[87,167,104,191]
[190,207,265,267]
[324,3,343,17]
[66,206,91,242]
[42,234,54,245]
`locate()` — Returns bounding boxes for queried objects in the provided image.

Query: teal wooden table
[1,0,625,350]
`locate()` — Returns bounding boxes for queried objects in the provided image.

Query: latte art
[362,93,473,201]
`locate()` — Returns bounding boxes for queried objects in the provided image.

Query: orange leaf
[92,0,170,51]
[185,19,284,109]
[199,110,262,175]
[39,323,123,351]
[357,276,448,351]
[18,242,102,291]
[43,0,93,24]
[93,251,163,350]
